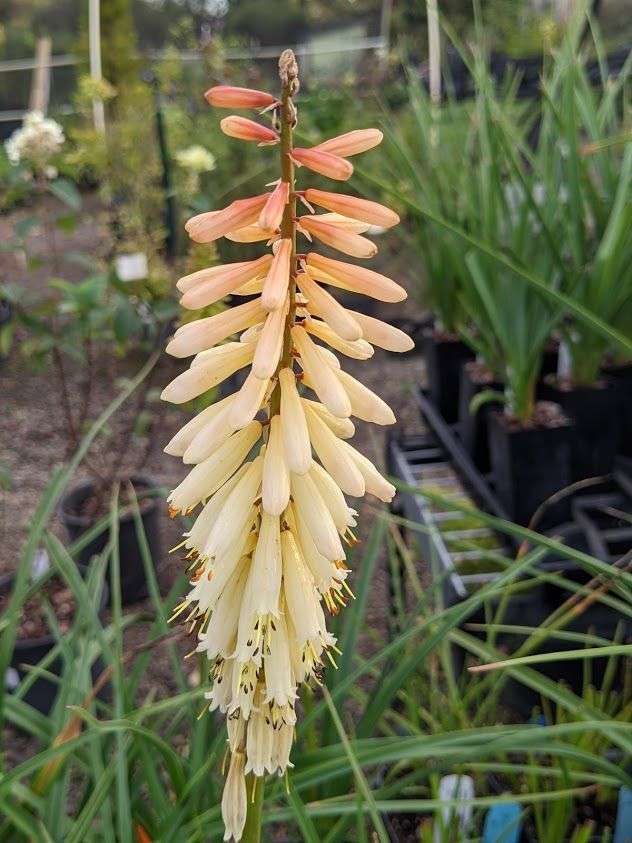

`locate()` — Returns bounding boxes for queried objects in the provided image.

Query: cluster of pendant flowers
[162,50,412,842]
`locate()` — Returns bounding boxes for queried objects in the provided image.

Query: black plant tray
[390,388,632,598]
[414,387,632,534]
[387,392,631,716]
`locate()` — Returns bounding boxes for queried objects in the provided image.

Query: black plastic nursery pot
[458,361,503,474]
[541,377,622,481]
[0,569,109,715]
[59,476,161,605]
[487,406,573,528]
[601,361,632,459]
[539,338,559,380]
[465,522,629,718]
[423,327,475,423]
[0,298,13,364]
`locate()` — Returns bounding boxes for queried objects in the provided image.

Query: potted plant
[0,566,108,714]
[0,295,13,366]
[383,79,474,421]
[535,32,632,479]
[406,42,572,524]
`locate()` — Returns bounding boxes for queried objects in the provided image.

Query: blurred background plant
[537,23,632,388]
[376,8,632,422]
[0,141,169,499]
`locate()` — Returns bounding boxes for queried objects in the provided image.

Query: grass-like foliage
[0,370,630,841]
[374,9,632,419]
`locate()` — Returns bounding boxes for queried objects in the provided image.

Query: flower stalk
[274,51,299,404]
[242,773,264,843]
[161,49,412,842]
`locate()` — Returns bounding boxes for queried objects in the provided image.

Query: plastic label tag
[482,803,522,843]
[31,547,50,579]
[433,774,474,842]
[5,667,20,691]
[115,252,149,282]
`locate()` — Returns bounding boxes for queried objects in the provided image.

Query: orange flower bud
[205,85,277,109]
[304,189,399,229]
[292,147,353,181]
[258,181,289,231]
[306,252,407,302]
[220,116,279,144]
[299,215,377,259]
[317,128,383,157]
[185,194,269,243]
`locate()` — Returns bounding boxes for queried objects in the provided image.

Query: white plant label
[31,547,50,579]
[115,252,149,282]
[5,667,20,690]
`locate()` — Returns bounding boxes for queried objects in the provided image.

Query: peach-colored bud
[317,129,383,157]
[205,85,277,109]
[292,147,353,181]
[346,310,414,352]
[233,277,264,296]
[297,272,362,341]
[180,255,273,310]
[312,213,370,233]
[185,194,269,243]
[299,216,377,259]
[304,189,399,229]
[306,252,407,303]
[226,225,277,243]
[177,261,249,294]
[261,239,292,311]
[220,116,279,144]
[167,298,264,357]
[258,181,289,231]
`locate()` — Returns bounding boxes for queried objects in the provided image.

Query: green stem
[242,774,265,843]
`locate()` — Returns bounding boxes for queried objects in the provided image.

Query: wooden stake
[29,37,52,114]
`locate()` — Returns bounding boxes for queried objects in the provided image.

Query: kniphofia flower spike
[162,52,412,842]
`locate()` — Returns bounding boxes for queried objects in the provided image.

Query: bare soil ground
[1,193,428,767]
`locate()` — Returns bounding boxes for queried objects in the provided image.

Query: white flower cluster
[5,111,64,174]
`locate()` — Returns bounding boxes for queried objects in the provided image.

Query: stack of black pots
[422,324,632,528]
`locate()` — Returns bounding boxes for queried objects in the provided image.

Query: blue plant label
[482,803,522,843]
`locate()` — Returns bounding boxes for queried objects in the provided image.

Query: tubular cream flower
[162,51,412,841]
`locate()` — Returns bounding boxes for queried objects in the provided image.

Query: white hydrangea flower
[5,111,65,173]
[175,144,217,174]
